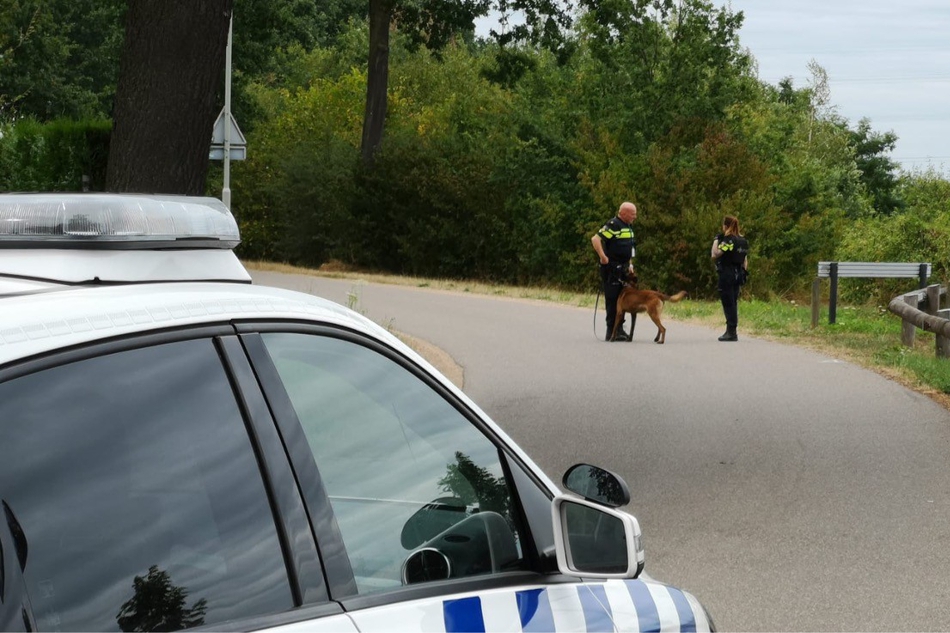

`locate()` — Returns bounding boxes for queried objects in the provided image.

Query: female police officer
[711,215,749,342]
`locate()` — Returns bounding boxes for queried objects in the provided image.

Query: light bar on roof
[0,193,241,249]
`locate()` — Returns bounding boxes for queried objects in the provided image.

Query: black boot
[718,327,738,342]
[610,326,630,342]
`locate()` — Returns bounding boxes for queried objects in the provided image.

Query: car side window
[0,339,295,632]
[260,333,527,594]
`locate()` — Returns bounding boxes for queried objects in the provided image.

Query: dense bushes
[0,119,111,192]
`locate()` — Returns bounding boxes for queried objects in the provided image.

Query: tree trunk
[106,0,233,194]
[361,0,393,165]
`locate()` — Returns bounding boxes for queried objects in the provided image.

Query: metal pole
[829,262,838,325]
[222,15,233,209]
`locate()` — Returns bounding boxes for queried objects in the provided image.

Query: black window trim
[234,321,560,606]
[0,324,234,383]
[216,336,329,607]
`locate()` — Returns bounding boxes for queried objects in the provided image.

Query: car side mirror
[562,463,630,508]
[551,496,644,579]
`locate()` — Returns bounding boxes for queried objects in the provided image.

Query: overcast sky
[476,1,950,174]
[723,0,950,174]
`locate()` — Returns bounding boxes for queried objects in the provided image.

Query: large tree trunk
[360,0,393,164]
[106,0,233,194]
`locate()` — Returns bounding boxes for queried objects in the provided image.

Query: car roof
[0,282,376,364]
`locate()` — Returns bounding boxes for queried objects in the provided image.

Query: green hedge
[0,119,111,192]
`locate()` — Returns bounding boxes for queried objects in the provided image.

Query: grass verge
[245,260,950,410]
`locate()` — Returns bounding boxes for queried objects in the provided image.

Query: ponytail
[722,215,742,237]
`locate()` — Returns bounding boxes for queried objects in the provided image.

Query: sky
[476,1,950,174]
[721,0,950,174]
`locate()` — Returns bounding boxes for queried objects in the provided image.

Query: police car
[0,193,714,632]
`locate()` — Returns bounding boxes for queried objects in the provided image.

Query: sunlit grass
[244,259,950,406]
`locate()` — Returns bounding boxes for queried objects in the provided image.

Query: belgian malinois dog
[610,273,688,344]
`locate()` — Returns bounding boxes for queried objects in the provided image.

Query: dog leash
[594,272,638,342]
[593,289,602,341]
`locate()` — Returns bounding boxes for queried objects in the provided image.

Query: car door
[237,326,627,626]
[0,329,356,632]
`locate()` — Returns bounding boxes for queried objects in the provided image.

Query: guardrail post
[811,278,820,328]
[919,263,929,289]
[938,309,950,358]
[829,262,839,325]
[902,294,917,347]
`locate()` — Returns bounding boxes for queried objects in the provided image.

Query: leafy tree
[116,565,207,632]
[359,0,572,163]
[0,0,124,121]
[897,167,950,221]
[439,451,510,519]
[847,117,904,215]
[572,0,752,154]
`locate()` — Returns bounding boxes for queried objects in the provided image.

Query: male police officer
[591,202,637,341]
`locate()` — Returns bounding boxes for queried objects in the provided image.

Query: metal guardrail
[813,261,932,325]
[887,284,950,359]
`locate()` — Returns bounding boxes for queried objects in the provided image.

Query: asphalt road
[254,270,950,632]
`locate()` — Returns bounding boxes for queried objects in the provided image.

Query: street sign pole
[222,15,233,209]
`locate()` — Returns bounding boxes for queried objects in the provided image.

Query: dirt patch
[395,331,464,389]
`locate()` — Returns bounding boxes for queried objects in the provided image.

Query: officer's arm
[591,234,608,265]
[711,238,722,260]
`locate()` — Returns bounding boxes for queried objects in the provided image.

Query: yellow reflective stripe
[599,228,634,239]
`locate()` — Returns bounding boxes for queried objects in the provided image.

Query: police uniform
[597,217,636,340]
[715,232,749,340]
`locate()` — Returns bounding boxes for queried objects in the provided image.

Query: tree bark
[361,0,393,165]
[106,0,233,194]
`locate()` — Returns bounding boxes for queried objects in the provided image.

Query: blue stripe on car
[517,588,556,632]
[668,587,697,632]
[577,584,614,632]
[626,580,661,632]
[443,596,486,633]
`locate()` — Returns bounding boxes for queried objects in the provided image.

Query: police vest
[597,217,636,264]
[717,234,748,267]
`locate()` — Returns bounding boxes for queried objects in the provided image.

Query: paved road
[254,270,950,631]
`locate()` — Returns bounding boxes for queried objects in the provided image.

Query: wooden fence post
[926,284,941,316]
[938,308,950,359]
[901,294,917,347]
[811,278,820,328]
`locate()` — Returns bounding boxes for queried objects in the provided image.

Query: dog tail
[664,290,688,303]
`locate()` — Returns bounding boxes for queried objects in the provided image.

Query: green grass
[245,260,950,409]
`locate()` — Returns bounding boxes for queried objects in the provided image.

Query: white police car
[0,193,713,632]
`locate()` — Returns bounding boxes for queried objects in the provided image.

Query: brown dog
[610,274,688,344]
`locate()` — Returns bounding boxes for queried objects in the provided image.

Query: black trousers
[601,264,628,339]
[719,282,740,329]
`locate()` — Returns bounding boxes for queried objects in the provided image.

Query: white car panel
[0,248,251,284]
[250,613,360,633]
[345,579,710,632]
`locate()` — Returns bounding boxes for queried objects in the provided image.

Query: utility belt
[602,261,628,286]
[717,262,748,286]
